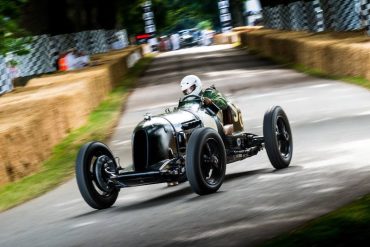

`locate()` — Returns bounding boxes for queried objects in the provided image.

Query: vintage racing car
[76,95,293,209]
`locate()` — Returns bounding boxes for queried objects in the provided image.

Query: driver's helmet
[180,75,202,96]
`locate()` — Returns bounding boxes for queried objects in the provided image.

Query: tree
[0,0,30,56]
[115,0,220,35]
[229,0,245,27]
[156,0,219,33]
[196,20,213,30]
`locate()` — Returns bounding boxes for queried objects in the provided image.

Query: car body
[76,95,293,209]
[179,29,201,48]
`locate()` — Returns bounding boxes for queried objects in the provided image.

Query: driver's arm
[203,90,228,110]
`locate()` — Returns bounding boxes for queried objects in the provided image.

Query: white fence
[262,0,370,34]
[0,29,129,95]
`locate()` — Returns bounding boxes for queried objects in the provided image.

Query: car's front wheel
[76,142,119,209]
[186,128,226,195]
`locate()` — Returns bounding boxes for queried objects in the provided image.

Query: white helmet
[180,75,202,96]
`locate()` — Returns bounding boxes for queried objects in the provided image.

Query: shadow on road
[271,165,303,174]
[71,167,299,218]
[113,186,193,212]
[225,168,272,182]
[69,207,113,220]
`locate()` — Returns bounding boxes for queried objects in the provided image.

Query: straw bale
[244,29,370,80]
[232,26,263,32]
[214,32,241,45]
[0,81,91,183]
[0,46,142,185]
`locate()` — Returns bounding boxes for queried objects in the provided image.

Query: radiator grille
[133,130,148,171]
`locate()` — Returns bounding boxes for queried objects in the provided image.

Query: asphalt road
[1,45,370,247]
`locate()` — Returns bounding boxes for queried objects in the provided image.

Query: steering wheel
[180,94,220,115]
[181,95,203,102]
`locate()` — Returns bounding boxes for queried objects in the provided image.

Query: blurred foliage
[159,0,219,33]
[230,0,245,27]
[0,0,245,53]
[117,0,221,35]
[196,20,213,30]
[0,0,30,56]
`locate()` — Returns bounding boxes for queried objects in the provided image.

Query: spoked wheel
[76,142,119,209]
[186,128,226,195]
[263,106,293,169]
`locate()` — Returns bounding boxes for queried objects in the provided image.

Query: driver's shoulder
[204,84,217,92]
[203,86,220,97]
[203,84,218,92]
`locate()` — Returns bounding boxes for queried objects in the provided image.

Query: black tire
[263,106,293,169]
[76,142,119,209]
[186,128,226,195]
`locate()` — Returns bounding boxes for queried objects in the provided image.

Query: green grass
[292,63,370,89]
[0,55,154,212]
[262,195,370,247]
[245,48,370,90]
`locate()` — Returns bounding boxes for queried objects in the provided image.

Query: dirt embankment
[240,29,370,80]
[0,46,142,185]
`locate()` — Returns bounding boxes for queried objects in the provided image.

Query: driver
[180,75,228,111]
[180,75,235,135]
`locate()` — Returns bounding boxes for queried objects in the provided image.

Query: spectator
[170,33,180,50]
[159,36,167,52]
[57,51,68,71]
[65,48,78,70]
[148,37,159,52]
[7,60,18,89]
[57,48,90,71]
[75,51,90,68]
[164,36,172,51]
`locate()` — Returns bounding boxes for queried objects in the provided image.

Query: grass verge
[245,48,370,90]
[262,194,370,247]
[242,48,370,246]
[291,63,370,89]
[0,55,154,212]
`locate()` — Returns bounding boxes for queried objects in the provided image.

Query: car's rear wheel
[186,128,226,195]
[263,106,293,169]
[76,142,119,209]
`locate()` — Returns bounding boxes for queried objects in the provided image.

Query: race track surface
[1,45,370,247]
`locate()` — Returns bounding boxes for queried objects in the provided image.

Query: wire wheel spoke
[276,117,291,157]
[206,143,212,156]
[201,138,222,185]
[87,154,115,196]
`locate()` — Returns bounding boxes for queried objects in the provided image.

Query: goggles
[183,85,196,95]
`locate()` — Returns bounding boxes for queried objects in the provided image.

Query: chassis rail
[109,135,265,188]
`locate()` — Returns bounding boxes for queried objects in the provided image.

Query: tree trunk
[230,0,245,27]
